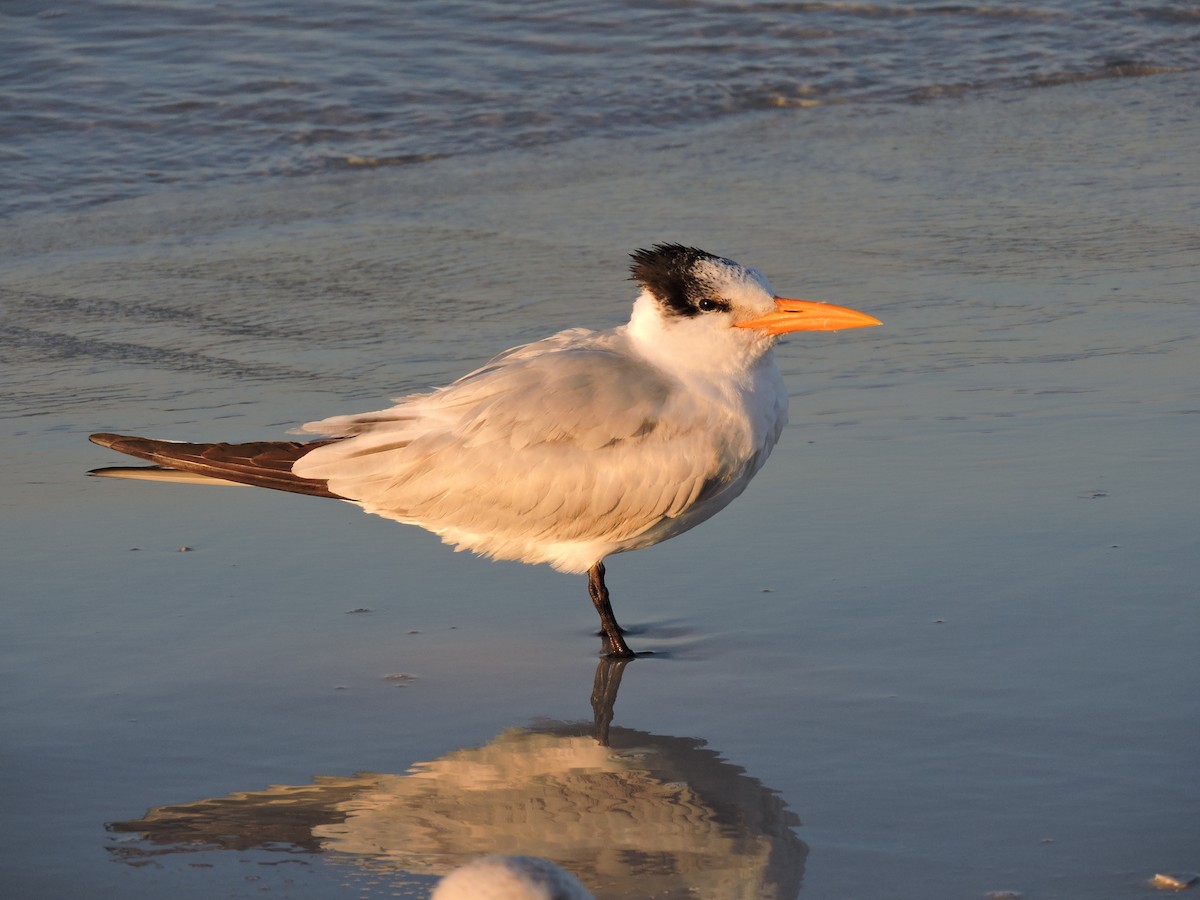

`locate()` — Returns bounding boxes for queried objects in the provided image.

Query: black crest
[629,243,732,318]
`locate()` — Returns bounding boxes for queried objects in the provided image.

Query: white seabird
[90,243,881,656]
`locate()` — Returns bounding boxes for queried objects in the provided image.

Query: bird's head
[627,243,881,372]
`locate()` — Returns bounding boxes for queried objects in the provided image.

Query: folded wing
[294,333,759,570]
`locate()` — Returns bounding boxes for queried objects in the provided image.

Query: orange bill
[734,297,882,334]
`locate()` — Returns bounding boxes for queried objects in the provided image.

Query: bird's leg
[586,562,635,658]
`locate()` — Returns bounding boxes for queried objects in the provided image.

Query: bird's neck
[624,293,775,381]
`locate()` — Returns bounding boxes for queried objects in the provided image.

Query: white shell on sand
[432,855,593,900]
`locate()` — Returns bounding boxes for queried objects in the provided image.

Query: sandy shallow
[2,73,1197,899]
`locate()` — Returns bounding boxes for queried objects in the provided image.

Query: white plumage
[292,323,783,574]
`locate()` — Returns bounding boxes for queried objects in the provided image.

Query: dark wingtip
[90,432,149,452]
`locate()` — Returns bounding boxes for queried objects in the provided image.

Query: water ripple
[2,0,1195,215]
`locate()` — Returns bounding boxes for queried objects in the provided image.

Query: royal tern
[89,244,880,657]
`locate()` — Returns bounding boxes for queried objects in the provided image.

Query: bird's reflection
[107,660,807,898]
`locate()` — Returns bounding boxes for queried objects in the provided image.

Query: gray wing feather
[292,332,757,566]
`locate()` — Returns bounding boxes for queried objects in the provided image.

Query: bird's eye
[697,298,723,312]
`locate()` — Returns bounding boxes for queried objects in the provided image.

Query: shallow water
[2,46,1198,900]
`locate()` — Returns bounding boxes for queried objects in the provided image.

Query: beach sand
[2,72,1197,898]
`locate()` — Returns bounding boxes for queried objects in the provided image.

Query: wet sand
[2,73,1197,898]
